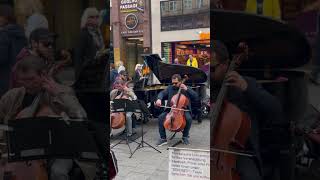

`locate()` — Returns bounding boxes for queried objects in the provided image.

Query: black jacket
[0,24,27,97]
[74,28,99,79]
[157,85,199,111]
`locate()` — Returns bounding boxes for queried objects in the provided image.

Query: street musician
[0,55,90,180]
[154,74,199,146]
[111,70,137,137]
[211,41,283,180]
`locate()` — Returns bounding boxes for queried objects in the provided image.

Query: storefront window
[161,40,210,69]
[183,0,192,9]
[162,42,172,63]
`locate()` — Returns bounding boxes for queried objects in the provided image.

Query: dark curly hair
[213,40,229,64]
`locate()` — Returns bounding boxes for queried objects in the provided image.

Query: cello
[163,75,189,132]
[211,45,252,180]
[110,81,133,129]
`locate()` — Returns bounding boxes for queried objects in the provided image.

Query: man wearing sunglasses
[11,28,56,88]
[155,74,199,146]
[211,41,283,180]
[21,28,55,63]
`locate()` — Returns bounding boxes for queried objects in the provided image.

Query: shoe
[156,138,168,146]
[182,137,190,145]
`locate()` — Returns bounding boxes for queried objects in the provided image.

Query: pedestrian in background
[117,60,125,73]
[110,63,118,86]
[0,4,27,97]
[186,54,198,68]
[174,58,179,64]
[15,0,49,40]
[74,7,105,79]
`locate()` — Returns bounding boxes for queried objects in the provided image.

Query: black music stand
[131,100,161,156]
[110,99,141,158]
[2,117,99,162]
[111,99,161,158]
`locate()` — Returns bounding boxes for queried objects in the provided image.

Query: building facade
[151,0,210,68]
[111,0,152,76]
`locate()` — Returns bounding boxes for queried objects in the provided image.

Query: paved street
[110,76,320,180]
[111,118,210,180]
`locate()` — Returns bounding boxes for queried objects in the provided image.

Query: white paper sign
[168,147,210,180]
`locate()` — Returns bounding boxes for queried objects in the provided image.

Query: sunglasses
[172,82,179,85]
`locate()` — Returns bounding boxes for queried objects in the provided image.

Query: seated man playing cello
[155,74,199,146]
[0,55,94,180]
[211,41,283,180]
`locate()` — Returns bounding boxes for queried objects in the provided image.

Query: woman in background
[14,0,49,40]
[74,7,105,79]
[0,4,26,97]
[133,64,143,83]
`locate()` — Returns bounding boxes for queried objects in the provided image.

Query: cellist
[155,74,199,146]
[0,55,91,180]
[110,70,137,137]
[211,41,283,180]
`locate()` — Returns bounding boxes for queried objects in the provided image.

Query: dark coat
[0,24,27,97]
[110,69,118,86]
[74,28,99,79]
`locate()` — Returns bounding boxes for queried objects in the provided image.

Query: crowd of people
[0,2,108,180]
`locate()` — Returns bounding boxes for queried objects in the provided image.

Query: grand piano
[134,54,208,119]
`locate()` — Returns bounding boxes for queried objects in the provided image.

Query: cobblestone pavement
[111,118,210,180]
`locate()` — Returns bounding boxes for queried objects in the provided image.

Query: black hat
[29,28,56,42]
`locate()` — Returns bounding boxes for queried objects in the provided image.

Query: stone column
[111,0,121,64]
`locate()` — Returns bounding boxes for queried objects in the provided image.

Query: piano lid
[142,54,207,84]
[212,10,311,69]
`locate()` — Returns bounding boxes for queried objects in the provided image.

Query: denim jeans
[126,112,136,136]
[158,111,192,139]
